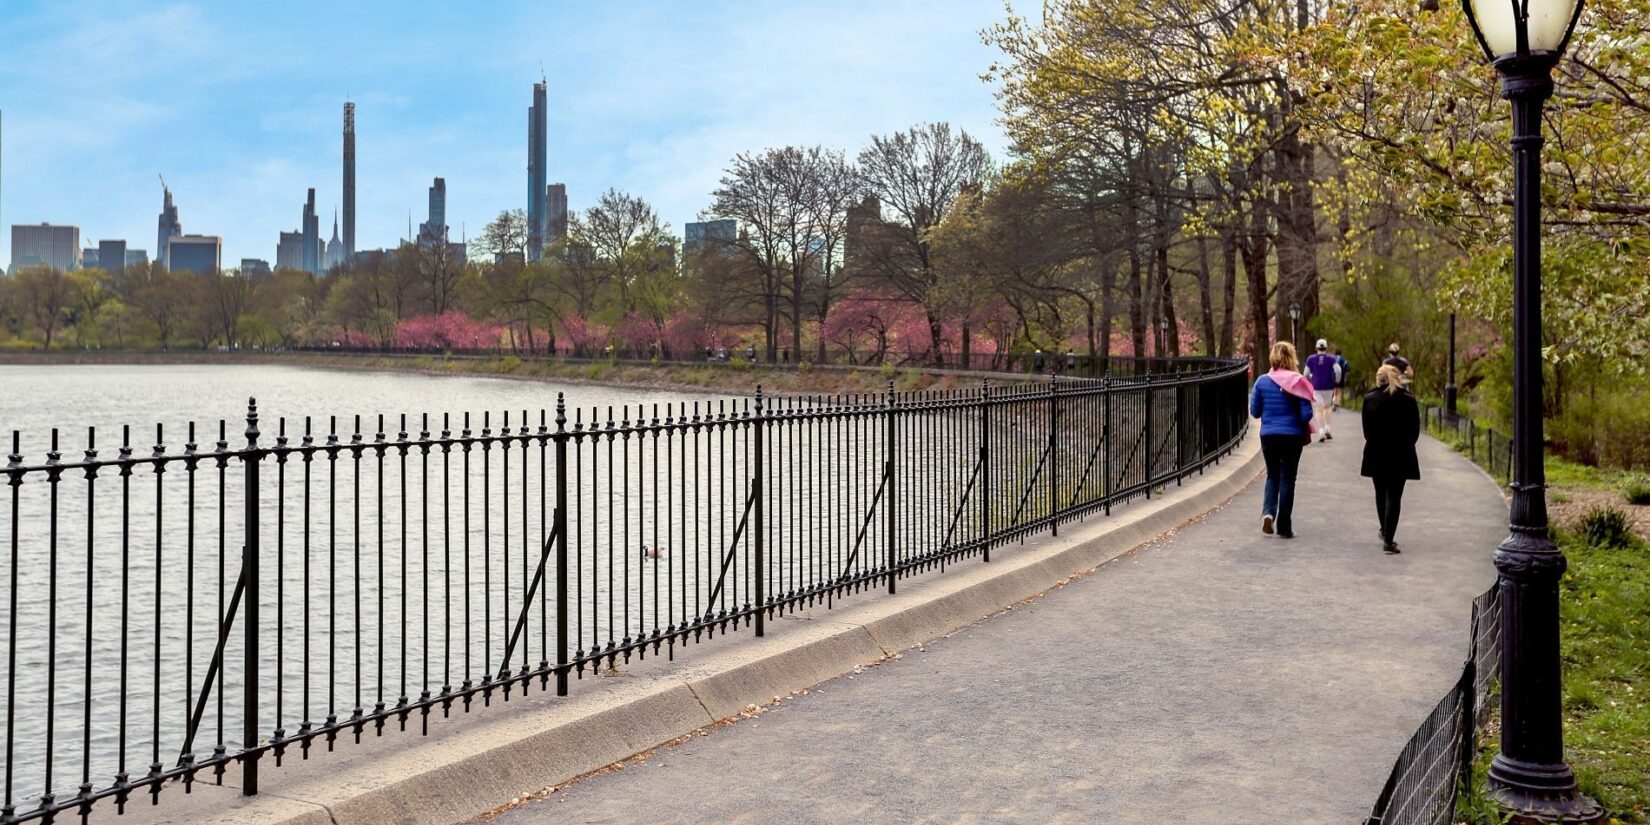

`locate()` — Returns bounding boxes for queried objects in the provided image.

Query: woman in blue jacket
[1249,341,1314,538]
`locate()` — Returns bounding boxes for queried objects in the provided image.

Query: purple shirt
[1305,353,1340,391]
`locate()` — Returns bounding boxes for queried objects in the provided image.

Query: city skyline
[0,0,1008,267]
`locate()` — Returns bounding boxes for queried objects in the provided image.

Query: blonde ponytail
[1376,364,1403,395]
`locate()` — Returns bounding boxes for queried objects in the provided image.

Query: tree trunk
[1220,227,1239,357]
[1243,197,1273,372]
[1195,233,1217,357]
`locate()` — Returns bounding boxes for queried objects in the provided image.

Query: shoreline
[0,350,986,398]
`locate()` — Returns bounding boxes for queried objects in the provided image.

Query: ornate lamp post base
[1486,783,1604,825]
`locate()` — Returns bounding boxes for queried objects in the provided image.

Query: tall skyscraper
[343,102,356,258]
[325,211,345,271]
[156,182,181,268]
[302,188,320,274]
[547,183,568,244]
[420,177,447,245]
[10,223,81,272]
[527,81,548,261]
[168,235,221,274]
[276,231,306,271]
[97,239,127,276]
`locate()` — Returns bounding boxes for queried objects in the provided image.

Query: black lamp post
[1462,0,1601,820]
[1287,303,1302,356]
[1446,311,1459,419]
[1157,316,1170,359]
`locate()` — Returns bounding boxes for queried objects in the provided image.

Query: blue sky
[0,0,1012,267]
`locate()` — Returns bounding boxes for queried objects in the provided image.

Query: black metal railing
[0,359,1250,822]
[1417,405,1513,485]
[1366,584,1502,825]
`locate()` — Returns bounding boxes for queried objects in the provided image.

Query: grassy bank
[0,350,994,397]
[1458,529,1650,823]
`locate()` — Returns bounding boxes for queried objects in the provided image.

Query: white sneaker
[1262,514,1275,535]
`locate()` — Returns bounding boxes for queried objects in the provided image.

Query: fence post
[1144,368,1154,500]
[753,387,766,637]
[979,380,991,563]
[242,398,261,796]
[1103,373,1113,516]
[1175,378,1187,486]
[1049,374,1060,536]
[1460,600,1484,794]
[553,394,569,696]
[885,380,897,595]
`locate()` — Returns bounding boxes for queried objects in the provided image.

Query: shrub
[1620,477,1650,506]
[798,360,813,374]
[1574,506,1634,549]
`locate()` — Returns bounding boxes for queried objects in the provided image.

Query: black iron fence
[1418,405,1513,485]
[1366,584,1502,825]
[0,359,1250,822]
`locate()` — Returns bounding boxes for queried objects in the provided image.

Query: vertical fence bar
[243,398,261,795]
[1144,370,1154,499]
[885,381,897,595]
[753,387,766,637]
[979,381,991,563]
[1049,375,1060,536]
[554,396,569,696]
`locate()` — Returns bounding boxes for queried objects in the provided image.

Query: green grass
[1458,531,1650,823]
[1546,456,1634,492]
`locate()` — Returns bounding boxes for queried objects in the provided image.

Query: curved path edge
[100,431,1264,825]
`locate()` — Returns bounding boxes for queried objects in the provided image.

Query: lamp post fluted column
[1484,53,1603,824]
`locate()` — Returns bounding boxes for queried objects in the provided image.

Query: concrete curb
[105,430,1263,825]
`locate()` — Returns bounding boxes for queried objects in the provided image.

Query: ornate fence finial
[245,397,261,446]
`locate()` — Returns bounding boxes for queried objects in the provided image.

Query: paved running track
[490,426,1503,825]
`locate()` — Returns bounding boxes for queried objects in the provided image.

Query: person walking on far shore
[1250,341,1315,539]
[1304,339,1341,442]
[1361,364,1421,554]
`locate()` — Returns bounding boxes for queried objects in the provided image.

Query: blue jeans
[1260,435,1304,534]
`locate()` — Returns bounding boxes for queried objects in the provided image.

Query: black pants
[1373,476,1408,541]
[1260,435,1304,535]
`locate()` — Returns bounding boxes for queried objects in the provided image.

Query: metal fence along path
[0,359,1250,823]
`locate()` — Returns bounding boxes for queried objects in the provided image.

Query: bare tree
[856,123,991,358]
[579,188,674,314]
[708,146,858,361]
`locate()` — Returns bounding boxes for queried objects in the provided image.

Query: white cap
[1315,338,1328,350]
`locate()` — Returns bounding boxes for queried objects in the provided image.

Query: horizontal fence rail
[0,358,1250,822]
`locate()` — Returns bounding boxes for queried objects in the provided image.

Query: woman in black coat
[1361,364,1421,553]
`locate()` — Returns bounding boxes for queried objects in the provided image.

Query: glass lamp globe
[1464,0,1583,61]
